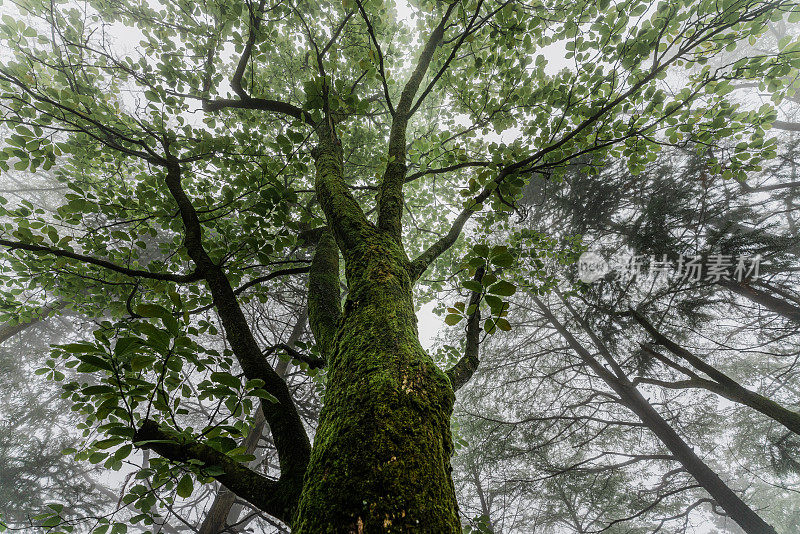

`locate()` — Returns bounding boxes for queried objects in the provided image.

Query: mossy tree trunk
[294,230,460,532]
[134,8,474,529]
[292,104,462,529]
[291,12,469,529]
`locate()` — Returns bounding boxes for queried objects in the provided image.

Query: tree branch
[313,127,373,252]
[203,97,315,125]
[355,0,395,116]
[307,229,341,362]
[162,154,310,504]
[376,2,457,242]
[447,267,484,391]
[410,168,502,279]
[201,0,316,126]
[628,308,800,436]
[0,238,201,283]
[772,119,800,132]
[133,419,294,523]
[265,343,326,370]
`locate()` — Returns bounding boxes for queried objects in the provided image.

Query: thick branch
[717,279,800,324]
[772,120,800,132]
[203,97,315,124]
[199,311,307,533]
[133,419,293,523]
[307,229,341,362]
[234,266,311,296]
[0,299,66,344]
[630,308,800,436]
[410,170,504,279]
[376,3,457,241]
[201,0,315,126]
[187,266,311,316]
[533,295,777,534]
[313,129,373,251]
[404,161,491,185]
[354,0,395,116]
[740,179,800,193]
[162,156,310,503]
[265,343,325,370]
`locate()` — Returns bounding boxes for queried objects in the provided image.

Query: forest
[0,0,799,532]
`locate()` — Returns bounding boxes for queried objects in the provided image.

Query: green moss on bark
[294,231,461,533]
[308,229,341,361]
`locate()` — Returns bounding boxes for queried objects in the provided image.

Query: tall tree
[0,0,799,531]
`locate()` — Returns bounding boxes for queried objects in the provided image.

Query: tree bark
[293,230,460,532]
[293,130,460,531]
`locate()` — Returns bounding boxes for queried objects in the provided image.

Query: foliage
[0,0,799,531]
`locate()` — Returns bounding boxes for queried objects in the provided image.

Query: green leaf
[113,444,133,462]
[77,354,113,371]
[463,280,482,293]
[488,280,516,297]
[114,337,142,357]
[251,389,279,403]
[95,438,125,449]
[483,318,496,334]
[130,354,156,371]
[490,252,514,268]
[210,371,241,389]
[88,452,107,464]
[444,314,463,326]
[473,244,490,256]
[60,342,100,354]
[82,385,115,396]
[176,475,193,498]
[135,304,171,320]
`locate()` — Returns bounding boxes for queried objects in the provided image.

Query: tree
[0,0,799,531]
[0,312,107,530]
[445,135,800,532]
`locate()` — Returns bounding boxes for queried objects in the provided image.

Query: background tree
[443,88,800,531]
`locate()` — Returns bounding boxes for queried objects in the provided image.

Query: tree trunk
[718,279,800,324]
[614,381,777,534]
[535,296,777,534]
[629,309,800,436]
[293,233,461,532]
[0,299,66,344]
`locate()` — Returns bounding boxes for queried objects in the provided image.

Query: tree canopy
[0,0,799,532]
